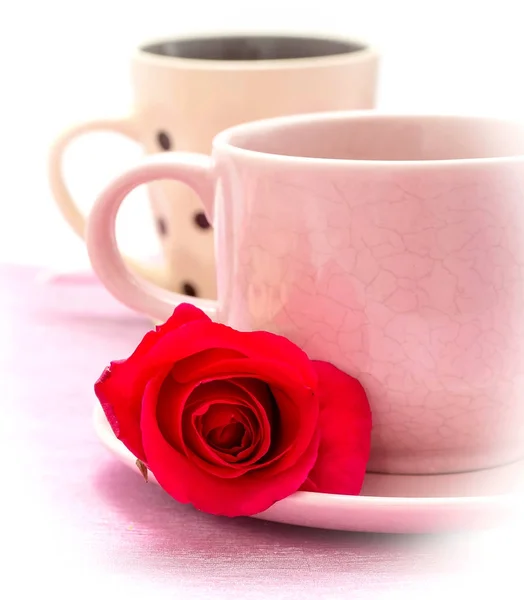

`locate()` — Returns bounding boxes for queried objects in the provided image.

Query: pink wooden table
[1,265,522,599]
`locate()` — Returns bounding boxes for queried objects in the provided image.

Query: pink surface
[2,264,524,598]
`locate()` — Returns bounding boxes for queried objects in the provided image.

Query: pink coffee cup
[86,111,524,475]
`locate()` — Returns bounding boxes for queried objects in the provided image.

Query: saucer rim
[93,403,518,510]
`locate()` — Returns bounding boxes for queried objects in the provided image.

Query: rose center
[180,379,277,467]
[207,420,246,451]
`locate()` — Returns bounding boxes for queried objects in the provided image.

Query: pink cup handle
[86,152,218,323]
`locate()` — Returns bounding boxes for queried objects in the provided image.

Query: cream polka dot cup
[86,111,524,476]
[48,34,379,300]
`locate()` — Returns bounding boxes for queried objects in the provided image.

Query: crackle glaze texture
[134,40,378,299]
[214,161,524,474]
[86,114,524,476]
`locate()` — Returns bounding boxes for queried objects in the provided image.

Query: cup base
[367,446,524,476]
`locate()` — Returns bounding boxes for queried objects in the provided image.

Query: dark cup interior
[141,35,365,61]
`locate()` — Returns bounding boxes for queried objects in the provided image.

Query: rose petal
[238,330,317,388]
[231,378,276,427]
[198,405,255,459]
[150,322,317,389]
[199,403,256,456]
[201,405,254,454]
[156,374,196,455]
[206,421,245,450]
[170,348,247,381]
[140,373,192,504]
[94,303,208,460]
[300,361,372,495]
[252,386,317,475]
[228,379,274,463]
[199,404,243,445]
[171,355,308,400]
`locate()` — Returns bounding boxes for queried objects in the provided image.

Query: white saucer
[93,404,524,534]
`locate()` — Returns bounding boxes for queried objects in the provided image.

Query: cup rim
[212,110,524,167]
[134,32,377,71]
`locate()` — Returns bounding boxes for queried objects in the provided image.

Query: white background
[0,0,523,271]
[1,3,524,597]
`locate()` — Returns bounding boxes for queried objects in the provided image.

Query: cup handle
[48,117,168,287]
[86,152,219,322]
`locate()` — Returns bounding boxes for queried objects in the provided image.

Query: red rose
[95,304,371,517]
